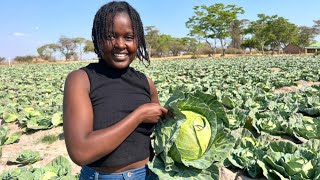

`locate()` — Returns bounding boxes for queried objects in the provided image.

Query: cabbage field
[1,56,320,179]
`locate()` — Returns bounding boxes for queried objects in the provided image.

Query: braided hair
[92,1,150,65]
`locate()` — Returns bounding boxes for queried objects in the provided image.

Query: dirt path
[274,80,320,94]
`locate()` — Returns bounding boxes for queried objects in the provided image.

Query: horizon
[1,0,319,59]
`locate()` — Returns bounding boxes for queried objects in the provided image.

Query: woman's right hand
[136,103,168,124]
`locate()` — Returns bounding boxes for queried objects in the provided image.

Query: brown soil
[0,123,81,175]
[274,80,320,94]
[219,167,266,180]
[271,67,281,73]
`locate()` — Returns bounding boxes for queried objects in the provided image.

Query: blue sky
[1,0,319,59]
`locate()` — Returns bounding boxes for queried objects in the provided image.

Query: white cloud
[13,32,26,37]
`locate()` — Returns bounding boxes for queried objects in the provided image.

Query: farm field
[1,56,320,179]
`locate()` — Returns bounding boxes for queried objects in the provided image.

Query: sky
[1,0,320,60]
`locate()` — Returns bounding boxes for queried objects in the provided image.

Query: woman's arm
[63,70,167,166]
[147,77,160,104]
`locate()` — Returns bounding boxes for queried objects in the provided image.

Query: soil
[0,123,81,175]
[274,80,320,94]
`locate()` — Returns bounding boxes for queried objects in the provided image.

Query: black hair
[92,1,150,65]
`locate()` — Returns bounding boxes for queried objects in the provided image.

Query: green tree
[145,26,160,57]
[83,40,95,53]
[186,3,244,56]
[295,26,317,54]
[37,44,59,60]
[156,34,173,57]
[267,17,298,53]
[247,14,278,54]
[229,19,250,49]
[240,38,258,54]
[73,37,87,60]
[180,37,199,55]
[168,38,186,56]
[58,36,77,60]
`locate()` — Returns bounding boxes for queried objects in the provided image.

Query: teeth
[114,54,127,57]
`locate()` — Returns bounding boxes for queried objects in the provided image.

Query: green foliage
[149,90,235,179]
[83,40,94,53]
[37,43,59,60]
[186,3,244,55]
[168,111,212,161]
[16,150,41,164]
[0,156,77,179]
[58,36,77,60]
[1,56,320,179]
[41,134,59,144]
[4,132,22,145]
[0,125,9,145]
[14,55,35,62]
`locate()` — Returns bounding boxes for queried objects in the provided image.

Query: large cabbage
[169,111,211,161]
[149,90,235,179]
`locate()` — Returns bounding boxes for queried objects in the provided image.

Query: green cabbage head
[169,111,211,161]
[149,90,236,179]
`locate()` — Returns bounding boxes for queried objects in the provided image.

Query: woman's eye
[106,35,115,40]
[126,36,134,41]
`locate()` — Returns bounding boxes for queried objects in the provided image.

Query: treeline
[2,3,320,62]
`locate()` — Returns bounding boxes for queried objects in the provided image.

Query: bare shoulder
[65,69,88,83]
[146,77,155,88]
[65,69,89,92]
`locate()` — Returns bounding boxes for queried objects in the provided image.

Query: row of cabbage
[0,56,320,179]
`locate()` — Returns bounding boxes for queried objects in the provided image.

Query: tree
[37,44,59,60]
[180,37,199,55]
[156,34,173,57]
[229,19,250,49]
[247,14,278,54]
[83,40,95,53]
[73,37,87,60]
[168,38,186,56]
[313,19,320,34]
[267,17,298,53]
[58,36,77,60]
[0,57,5,62]
[145,26,160,57]
[295,26,317,54]
[186,3,244,56]
[241,38,258,54]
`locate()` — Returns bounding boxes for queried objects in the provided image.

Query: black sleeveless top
[81,61,154,167]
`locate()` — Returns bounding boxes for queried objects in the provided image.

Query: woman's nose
[114,38,126,49]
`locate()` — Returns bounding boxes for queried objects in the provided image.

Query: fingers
[161,107,168,114]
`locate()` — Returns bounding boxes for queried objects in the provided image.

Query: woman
[63,1,167,179]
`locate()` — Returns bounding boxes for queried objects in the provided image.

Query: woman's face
[101,12,137,69]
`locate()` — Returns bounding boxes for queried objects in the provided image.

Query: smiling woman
[62,1,169,180]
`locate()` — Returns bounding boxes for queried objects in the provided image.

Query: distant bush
[0,57,5,62]
[14,55,36,62]
[225,48,245,54]
[198,46,213,55]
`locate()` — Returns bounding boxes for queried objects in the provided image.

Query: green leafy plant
[149,90,235,179]
[16,150,41,164]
